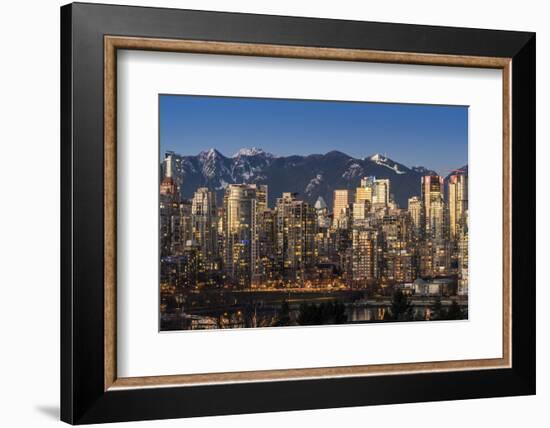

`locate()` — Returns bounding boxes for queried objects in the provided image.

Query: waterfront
[160,288,468,330]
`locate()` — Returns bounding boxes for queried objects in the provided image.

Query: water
[161,289,467,330]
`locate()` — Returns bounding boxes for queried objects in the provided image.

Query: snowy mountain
[164,148,466,208]
[368,153,407,175]
[232,147,274,158]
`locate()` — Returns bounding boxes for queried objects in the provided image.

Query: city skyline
[159,96,468,331]
[160,165,469,330]
[160,95,468,177]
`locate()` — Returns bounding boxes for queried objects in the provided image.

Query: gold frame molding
[104,35,512,391]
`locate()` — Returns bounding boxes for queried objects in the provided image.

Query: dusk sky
[159,95,468,176]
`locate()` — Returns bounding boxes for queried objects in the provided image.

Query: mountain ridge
[164,148,466,209]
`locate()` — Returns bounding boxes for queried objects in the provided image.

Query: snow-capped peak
[198,148,222,159]
[232,147,271,158]
[370,153,386,162]
[369,153,406,175]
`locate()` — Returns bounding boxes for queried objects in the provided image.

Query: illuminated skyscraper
[380,214,405,251]
[314,196,331,228]
[162,151,185,194]
[256,184,268,211]
[356,176,375,204]
[160,156,187,257]
[421,175,445,240]
[392,250,415,283]
[276,192,317,282]
[432,241,451,275]
[352,201,370,223]
[372,178,391,208]
[351,229,378,284]
[333,189,351,225]
[191,188,218,270]
[178,201,193,247]
[160,154,177,196]
[222,184,258,288]
[256,208,277,284]
[458,209,469,296]
[407,196,423,237]
[160,198,191,258]
[428,198,445,242]
[448,174,468,240]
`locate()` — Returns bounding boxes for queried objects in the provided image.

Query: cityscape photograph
[159,95,469,331]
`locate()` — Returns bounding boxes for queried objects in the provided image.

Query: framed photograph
[61,2,535,424]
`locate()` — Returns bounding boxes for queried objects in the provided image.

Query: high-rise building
[222,184,259,288]
[382,251,413,283]
[408,196,423,237]
[421,175,445,240]
[162,151,185,194]
[160,154,177,196]
[432,241,451,275]
[392,250,416,283]
[356,176,375,204]
[417,240,449,277]
[428,198,445,242]
[191,188,218,270]
[276,192,317,283]
[256,208,277,284]
[351,229,378,284]
[160,244,202,289]
[373,178,391,208]
[333,189,351,224]
[160,198,189,258]
[458,209,469,295]
[314,196,331,228]
[352,201,370,223]
[418,241,434,277]
[178,200,193,247]
[314,228,331,264]
[380,214,410,251]
[160,157,188,257]
[256,184,268,211]
[448,174,468,240]
[355,187,372,204]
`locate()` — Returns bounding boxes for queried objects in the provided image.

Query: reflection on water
[347,305,429,322]
[161,302,453,330]
[349,306,381,322]
[161,288,467,330]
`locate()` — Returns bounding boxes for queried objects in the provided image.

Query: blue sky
[159,94,468,176]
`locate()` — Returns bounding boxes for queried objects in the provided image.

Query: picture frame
[61,2,535,424]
